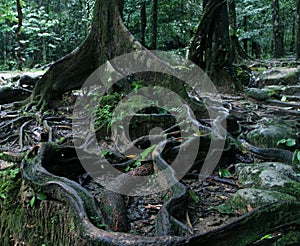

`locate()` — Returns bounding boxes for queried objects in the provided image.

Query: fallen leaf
[126,155,137,158]
[247,204,253,212]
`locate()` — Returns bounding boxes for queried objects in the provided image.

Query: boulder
[231,188,296,208]
[235,162,300,200]
[283,85,300,96]
[246,119,296,148]
[0,86,31,104]
[19,73,41,87]
[245,88,269,101]
[257,67,300,86]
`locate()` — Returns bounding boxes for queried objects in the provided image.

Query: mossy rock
[236,162,300,182]
[245,88,269,101]
[235,162,300,201]
[230,188,296,211]
[258,67,300,86]
[283,85,300,96]
[246,119,296,148]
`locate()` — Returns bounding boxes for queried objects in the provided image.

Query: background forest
[0,0,298,71]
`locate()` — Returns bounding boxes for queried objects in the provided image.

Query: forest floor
[0,64,300,244]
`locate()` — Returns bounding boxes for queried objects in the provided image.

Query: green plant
[125,145,157,172]
[260,234,273,240]
[292,150,300,168]
[0,167,20,204]
[50,216,57,224]
[132,80,145,93]
[29,190,48,207]
[277,138,296,147]
[94,104,114,129]
[218,168,232,178]
[277,138,300,167]
[189,189,200,203]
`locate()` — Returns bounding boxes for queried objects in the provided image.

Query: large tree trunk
[188,0,234,91]
[272,0,284,58]
[31,0,141,109]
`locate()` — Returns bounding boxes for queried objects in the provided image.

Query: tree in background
[0,0,94,70]
[123,0,202,52]
[297,0,300,60]
[272,0,284,58]
[15,0,24,70]
[140,1,147,46]
[188,0,234,90]
[228,0,249,62]
[151,0,158,49]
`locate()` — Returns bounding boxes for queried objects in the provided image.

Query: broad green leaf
[218,168,232,178]
[140,145,157,160]
[286,138,296,147]
[211,203,234,214]
[30,196,36,207]
[260,234,272,240]
[189,190,200,203]
[37,193,47,201]
[277,139,287,145]
[281,95,287,102]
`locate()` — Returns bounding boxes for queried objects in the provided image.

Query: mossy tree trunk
[31,0,141,109]
[188,0,234,91]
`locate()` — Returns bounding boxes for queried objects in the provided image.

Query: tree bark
[272,0,284,58]
[141,1,147,46]
[290,15,295,53]
[16,0,24,71]
[151,0,158,49]
[228,0,249,62]
[297,0,300,60]
[31,0,141,109]
[188,0,234,91]
[242,16,248,54]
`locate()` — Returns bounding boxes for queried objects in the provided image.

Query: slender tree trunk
[252,40,261,59]
[31,0,142,109]
[16,0,24,70]
[151,0,158,49]
[297,0,300,60]
[290,15,295,53]
[140,1,147,46]
[86,0,91,37]
[228,0,248,62]
[188,0,234,90]
[272,0,284,58]
[242,16,248,54]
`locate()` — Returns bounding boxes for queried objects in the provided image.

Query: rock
[258,67,300,86]
[245,88,269,101]
[0,86,31,104]
[0,76,5,84]
[236,162,300,182]
[246,119,296,148]
[235,162,300,200]
[19,73,41,87]
[283,85,300,96]
[231,188,296,208]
